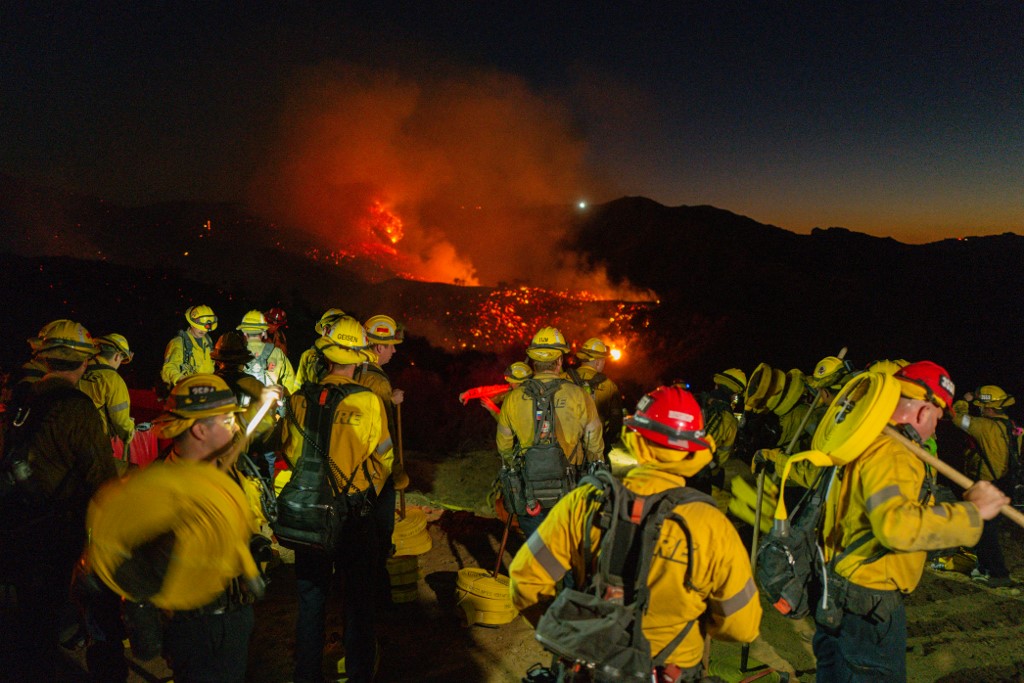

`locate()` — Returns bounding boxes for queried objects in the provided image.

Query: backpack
[244,342,276,385]
[567,367,607,396]
[533,469,715,682]
[518,379,579,513]
[271,382,375,553]
[985,417,1024,508]
[0,384,88,529]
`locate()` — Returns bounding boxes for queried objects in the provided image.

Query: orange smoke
[249,64,648,300]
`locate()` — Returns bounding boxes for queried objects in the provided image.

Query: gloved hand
[249,534,275,564]
[392,463,410,491]
[751,449,774,476]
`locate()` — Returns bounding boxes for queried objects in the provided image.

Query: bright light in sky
[578,201,588,210]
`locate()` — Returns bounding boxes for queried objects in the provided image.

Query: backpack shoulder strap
[177,330,195,367]
[287,382,372,495]
[258,342,275,365]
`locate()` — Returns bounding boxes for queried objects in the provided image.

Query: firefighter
[79,333,137,450]
[508,386,761,682]
[952,384,1019,587]
[1,321,120,681]
[237,310,298,392]
[812,361,1009,681]
[694,368,745,492]
[497,326,603,539]
[567,337,623,455]
[135,374,263,682]
[161,305,218,389]
[11,319,75,403]
[295,307,345,388]
[265,306,289,356]
[278,316,392,683]
[357,314,408,607]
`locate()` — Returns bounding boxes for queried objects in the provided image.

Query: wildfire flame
[363,200,404,245]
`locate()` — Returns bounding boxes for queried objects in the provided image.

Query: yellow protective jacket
[218,370,279,448]
[244,339,298,393]
[497,372,604,466]
[278,375,392,495]
[355,362,397,480]
[821,431,983,592]
[703,400,738,466]
[161,329,215,387]
[79,359,135,444]
[953,402,1018,481]
[777,403,811,450]
[509,463,761,668]
[22,377,118,506]
[294,346,323,389]
[573,365,623,450]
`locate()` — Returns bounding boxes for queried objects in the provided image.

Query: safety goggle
[190,315,218,331]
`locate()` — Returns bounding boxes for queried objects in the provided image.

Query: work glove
[392,463,410,491]
[751,449,775,476]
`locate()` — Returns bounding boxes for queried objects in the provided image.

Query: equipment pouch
[523,442,572,510]
[814,570,847,631]
[499,466,528,516]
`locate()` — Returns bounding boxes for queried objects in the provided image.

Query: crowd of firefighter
[0,303,1020,683]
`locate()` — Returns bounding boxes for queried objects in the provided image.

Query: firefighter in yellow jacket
[237,310,298,392]
[813,361,1009,681]
[568,337,623,455]
[497,326,603,539]
[79,333,136,448]
[277,316,392,683]
[509,386,761,682]
[161,305,217,388]
[952,384,1019,587]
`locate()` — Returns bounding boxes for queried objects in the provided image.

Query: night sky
[3,2,1022,245]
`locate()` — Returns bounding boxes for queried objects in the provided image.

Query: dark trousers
[294,512,379,683]
[813,600,907,682]
[974,515,1009,578]
[80,581,128,682]
[517,506,550,540]
[372,477,397,604]
[163,604,254,683]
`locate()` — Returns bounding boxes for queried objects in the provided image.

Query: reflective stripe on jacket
[822,432,983,592]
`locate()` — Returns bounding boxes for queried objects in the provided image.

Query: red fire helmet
[624,385,710,452]
[894,360,954,411]
[265,307,287,327]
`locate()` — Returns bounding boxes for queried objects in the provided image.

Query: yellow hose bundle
[87,461,260,610]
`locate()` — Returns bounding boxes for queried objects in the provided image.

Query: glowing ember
[610,348,622,361]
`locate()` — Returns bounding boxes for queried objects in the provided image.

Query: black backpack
[567,367,607,396]
[271,382,375,553]
[518,379,578,513]
[0,384,88,529]
[980,417,1024,508]
[533,469,715,682]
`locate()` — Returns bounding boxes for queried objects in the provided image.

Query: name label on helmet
[940,375,955,397]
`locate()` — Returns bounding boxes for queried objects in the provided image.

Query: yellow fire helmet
[364,314,404,345]
[867,359,904,376]
[526,326,570,362]
[575,337,609,361]
[314,308,346,335]
[185,305,218,332]
[769,369,806,416]
[96,333,133,364]
[808,355,850,390]
[27,318,75,353]
[152,374,242,440]
[973,385,1015,410]
[504,361,533,385]
[713,368,747,395]
[35,320,99,362]
[87,460,260,610]
[315,316,370,365]
[236,309,268,333]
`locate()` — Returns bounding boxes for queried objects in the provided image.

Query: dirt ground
[52,448,1024,682]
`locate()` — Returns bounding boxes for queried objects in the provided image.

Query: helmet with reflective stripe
[162,374,240,420]
[315,316,370,365]
[265,307,287,327]
[808,355,852,390]
[186,305,218,332]
[624,385,710,452]
[27,319,75,353]
[504,361,533,385]
[96,333,133,364]
[526,327,570,362]
[237,310,268,333]
[364,314,404,345]
[713,368,747,395]
[314,308,346,335]
[575,337,609,361]
[973,384,1014,410]
[894,361,955,411]
[36,320,99,362]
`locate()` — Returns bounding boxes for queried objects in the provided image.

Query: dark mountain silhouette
[2,175,1021,427]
